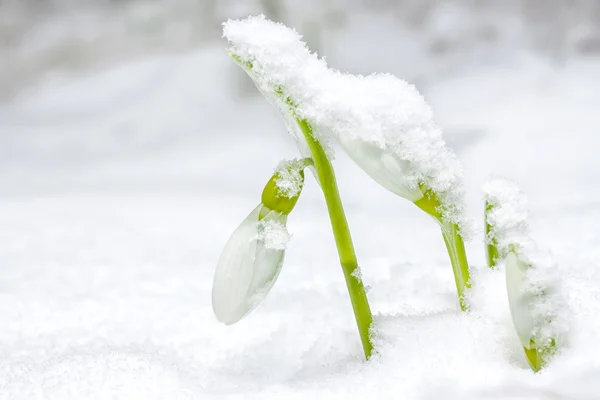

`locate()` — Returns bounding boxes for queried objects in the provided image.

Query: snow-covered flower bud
[504,245,566,371]
[337,135,424,203]
[260,159,306,216]
[211,160,307,325]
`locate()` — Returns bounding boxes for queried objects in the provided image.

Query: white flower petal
[505,251,536,348]
[338,135,424,202]
[212,205,287,325]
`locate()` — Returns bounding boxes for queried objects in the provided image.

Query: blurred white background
[1,0,600,194]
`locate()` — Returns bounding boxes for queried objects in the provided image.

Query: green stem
[484,200,499,269]
[415,193,471,311]
[440,221,471,311]
[297,119,374,360]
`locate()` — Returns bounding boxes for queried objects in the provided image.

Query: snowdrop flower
[212,160,305,325]
[485,179,567,371]
[504,245,566,372]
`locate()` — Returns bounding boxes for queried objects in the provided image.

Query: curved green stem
[298,119,374,360]
[415,193,471,311]
[440,221,471,311]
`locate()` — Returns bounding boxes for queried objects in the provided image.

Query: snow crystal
[257,218,291,250]
[351,267,363,282]
[483,178,530,254]
[223,15,469,231]
[274,158,305,199]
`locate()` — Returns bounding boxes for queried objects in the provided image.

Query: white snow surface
[1,38,600,400]
[224,16,468,231]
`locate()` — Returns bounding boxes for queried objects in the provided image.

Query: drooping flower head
[484,178,568,371]
[212,159,307,324]
[504,242,568,371]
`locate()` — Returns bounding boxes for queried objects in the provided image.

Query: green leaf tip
[227,50,253,70]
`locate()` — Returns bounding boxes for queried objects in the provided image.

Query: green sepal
[414,185,442,220]
[260,168,305,217]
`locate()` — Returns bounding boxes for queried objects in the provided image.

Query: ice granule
[274,159,305,199]
[257,218,291,250]
[351,267,363,282]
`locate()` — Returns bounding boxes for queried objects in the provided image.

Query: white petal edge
[505,251,536,349]
[212,205,287,325]
[338,135,424,202]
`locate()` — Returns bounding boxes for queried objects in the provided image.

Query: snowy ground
[1,43,600,398]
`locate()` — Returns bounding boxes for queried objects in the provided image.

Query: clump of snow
[351,266,363,282]
[484,178,530,255]
[273,158,305,199]
[257,218,291,250]
[223,15,469,231]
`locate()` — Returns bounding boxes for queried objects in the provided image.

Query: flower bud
[212,204,290,325]
[212,160,307,325]
[260,161,305,217]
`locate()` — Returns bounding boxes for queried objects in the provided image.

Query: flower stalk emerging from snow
[224,14,472,315]
[297,119,374,359]
[484,179,567,372]
[211,160,307,325]
[415,189,471,311]
[224,16,375,359]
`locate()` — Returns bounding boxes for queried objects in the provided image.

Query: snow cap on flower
[223,15,468,231]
